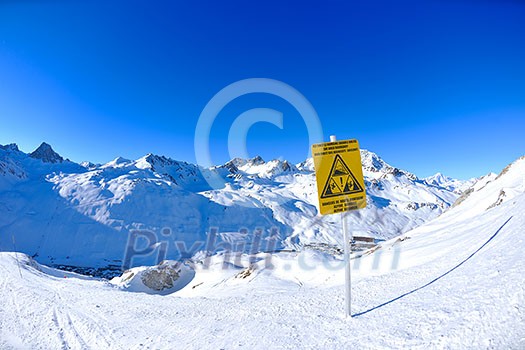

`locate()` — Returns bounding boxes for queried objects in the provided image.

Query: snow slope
[0,143,465,269]
[0,156,523,349]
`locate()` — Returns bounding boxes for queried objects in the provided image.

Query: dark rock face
[0,143,20,152]
[221,160,239,174]
[0,159,27,179]
[248,155,265,165]
[29,142,64,163]
[140,263,182,291]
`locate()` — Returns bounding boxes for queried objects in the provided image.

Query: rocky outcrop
[140,262,182,291]
[29,142,64,163]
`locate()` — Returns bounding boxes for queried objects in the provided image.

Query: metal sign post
[311,135,366,318]
[330,135,352,317]
[342,211,351,317]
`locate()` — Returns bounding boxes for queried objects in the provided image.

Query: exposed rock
[0,143,20,152]
[248,155,265,165]
[451,188,474,208]
[0,159,27,179]
[29,142,64,163]
[140,262,181,291]
[406,202,439,211]
[218,160,239,174]
[495,155,525,180]
[487,189,507,210]
[235,265,256,279]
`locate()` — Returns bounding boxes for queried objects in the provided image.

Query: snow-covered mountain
[1,142,471,269]
[423,171,495,194]
[0,153,523,349]
[424,172,468,193]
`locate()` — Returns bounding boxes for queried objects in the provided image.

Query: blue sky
[0,0,524,179]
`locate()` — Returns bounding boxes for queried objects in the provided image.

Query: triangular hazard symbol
[321,154,363,199]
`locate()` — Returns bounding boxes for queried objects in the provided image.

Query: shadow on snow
[353,216,513,317]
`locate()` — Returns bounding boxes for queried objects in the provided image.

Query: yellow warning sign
[312,139,366,215]
[321,154,363,198]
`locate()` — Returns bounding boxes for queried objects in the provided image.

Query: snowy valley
[0,143,524,349]
[1,142,470,270]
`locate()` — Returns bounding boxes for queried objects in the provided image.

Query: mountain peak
[360,149,417,180]
[425,172,452,184]
[360,149,388,173]
[248,155,265,165]
[223,155,265,169]
[80,161,97,170]
[0,143,20,152]
[139,153,189,170]
[143,153,167,166]
[102,156,132,168]
[29,142,64,163]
